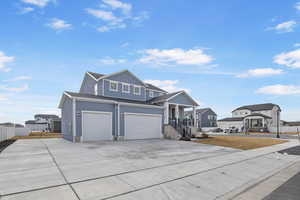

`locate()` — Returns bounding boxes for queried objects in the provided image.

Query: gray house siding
[103,79,146,101]
[75,100,116,138]
[198,110,217,128]
[119,105,164,137]
[61,97,73,141]
[145,89,162,101]
[169,93,195,106]
[79,74,97,95]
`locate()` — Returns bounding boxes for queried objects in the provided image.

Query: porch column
[193,106,197,127]
[262,118,265,128]
[163,102,169,124]
[175,104,179,121]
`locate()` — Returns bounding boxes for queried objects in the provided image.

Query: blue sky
[1,0,300,124]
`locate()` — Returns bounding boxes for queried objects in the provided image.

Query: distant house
[0,122,24,128]
[218,103,281,132]
[185,108,217,128]
[25,114,61,132]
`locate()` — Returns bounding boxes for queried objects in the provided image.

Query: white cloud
[20,7,34,14]
[295,2,300,11]
[86,0,148,32]
[3,76,32,82]
[0,94,9,101]
[270,20,297,33]
[294,43,300,47]
[21,0,51,8]
[273,49,300,68]
[0,84,29,92]
[0,51,14,72]
[97,57,127,65]
[47,18,72,31]
[237,68,283,78]
[120,42,129,47]
[102,0,132,15]
[144,79,191,93]
[139,48,213,66]
[256,84,300,95]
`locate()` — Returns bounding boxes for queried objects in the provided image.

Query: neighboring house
[185,108,217,128]
[59,70,199,142]
[25,120,49,132]
[25,114,61,132]
[0,122,24,128]
[218,103,281,132]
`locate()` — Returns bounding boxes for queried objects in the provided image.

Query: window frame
[133,85,141,95]
[149,90,154,98]
[122,83,130,94]
[109,80,118,92]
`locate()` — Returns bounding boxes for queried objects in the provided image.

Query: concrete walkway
[0,138,299,200]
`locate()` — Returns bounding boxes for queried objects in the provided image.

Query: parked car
[224,127,239,134]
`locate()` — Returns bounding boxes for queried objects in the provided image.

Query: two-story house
[218,103,281,132]
[59,70,199,142]
[184,108,217,128]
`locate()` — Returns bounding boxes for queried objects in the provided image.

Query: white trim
[76,97,117,104]
[109,80,118,92]
[94,83,98,95]
[146,88,167,94]
[169,103,194,107]
[72,98,76,142]
[118,103,120,137]
[122,83,130,93]
[165,91,199,106]
[124,112,162,140]
[133,85,141,95]
[86,72,98,81]
[81,110,113,142]
[102,80,104,96]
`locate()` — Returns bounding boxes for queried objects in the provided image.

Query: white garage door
[82,111,112,142]
[125,113,162,140]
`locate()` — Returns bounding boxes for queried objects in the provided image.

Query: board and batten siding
[75,100,116,139]
[168,93,195,106]
[100,71,146,101]
[61,97,73,141]
[79,74,97,95]
[119,105,164,137]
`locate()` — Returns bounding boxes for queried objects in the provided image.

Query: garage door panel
[82,111,112,141]
[125,113,162,140]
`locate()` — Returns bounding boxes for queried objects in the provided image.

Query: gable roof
[244,113,272,119]
[87,71,105,80]
[233,103,281,112]
[149,90,199,106]
[149,91,182,103]
[145,83,167,93]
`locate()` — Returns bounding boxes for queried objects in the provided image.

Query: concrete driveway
[0,138,299,200]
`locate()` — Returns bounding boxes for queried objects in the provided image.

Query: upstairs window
[133,85,141,95]
[122,83,130,93]
[109,81,118,92]
[149,90,154,97]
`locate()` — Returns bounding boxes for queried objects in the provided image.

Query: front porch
[164,103,197,127]
[243,114,271,132]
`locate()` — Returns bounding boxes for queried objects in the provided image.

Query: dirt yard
[194,136,287,150]
[13,132,62,139]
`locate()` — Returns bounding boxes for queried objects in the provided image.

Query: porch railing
[169,119,192,140]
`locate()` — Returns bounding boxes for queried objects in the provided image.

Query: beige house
[218,103,281,132]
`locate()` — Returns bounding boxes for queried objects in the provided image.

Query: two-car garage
[80,106,163,142]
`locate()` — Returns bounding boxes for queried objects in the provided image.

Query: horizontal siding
[61,97,73,141]
[169,93,196,106]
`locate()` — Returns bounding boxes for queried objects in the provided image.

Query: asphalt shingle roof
[65,91,162,107]
[145,83,167,93]
[88,72,105,79]
[148,91,182,103]
[233,103,281,112]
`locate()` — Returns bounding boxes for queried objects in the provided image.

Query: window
[94,84,98,95]
[133,85,141,95]
[109,81,118,92]
[149,90,154,97]
[122,83,130,93]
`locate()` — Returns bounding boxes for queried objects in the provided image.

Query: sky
[1,0,300,124]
